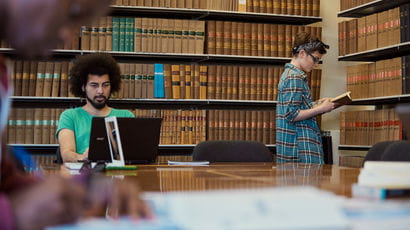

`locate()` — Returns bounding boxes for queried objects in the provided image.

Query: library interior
[1,0,410,229]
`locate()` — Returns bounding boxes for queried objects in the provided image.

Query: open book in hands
[331,91,352,108]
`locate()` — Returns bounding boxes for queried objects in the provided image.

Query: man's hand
[87,177,153,220]
[9,175,87,230]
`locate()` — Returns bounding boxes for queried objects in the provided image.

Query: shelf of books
[0,48,294,65]
[337,1,410,167]
[4,0,324,161]
[11,96,278,109]
[111,6,322,25]
[351,95,410,105]
[338,42,410,62]
[338,0,410,18]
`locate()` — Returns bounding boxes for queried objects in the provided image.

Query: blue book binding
[154,64,165,98]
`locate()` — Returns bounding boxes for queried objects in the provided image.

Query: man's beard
[86,95,108,109]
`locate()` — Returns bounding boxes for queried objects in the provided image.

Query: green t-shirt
[56,107,134,154]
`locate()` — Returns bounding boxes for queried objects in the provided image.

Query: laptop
[88,117,163,164]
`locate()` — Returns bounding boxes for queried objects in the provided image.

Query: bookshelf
[11,96,277,109]
[110,6,322,25]
[351,95,410,106]
[337,0,410,164]
[338,0,410,18]
[0,48,294,65]
[338,41,410,62]
[6,2,322,161]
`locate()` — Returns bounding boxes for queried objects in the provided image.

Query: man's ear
[82,85,85,92]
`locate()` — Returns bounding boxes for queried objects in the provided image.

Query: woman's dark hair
[292,31,329,56]
[69,53,121,97]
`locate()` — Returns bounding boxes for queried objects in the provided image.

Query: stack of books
[352,161,410,199]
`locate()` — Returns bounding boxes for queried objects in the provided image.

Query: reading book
[331,91,352,107]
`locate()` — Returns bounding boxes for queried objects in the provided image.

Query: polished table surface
[101,163,360,198]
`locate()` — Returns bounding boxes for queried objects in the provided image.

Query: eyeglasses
[308,53,321,64]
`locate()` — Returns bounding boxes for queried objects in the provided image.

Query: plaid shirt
[276,63,324,164]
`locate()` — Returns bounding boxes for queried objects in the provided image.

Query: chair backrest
[364,141,394,162]
[54,147,63,164]
[192,140,273,162]
[381,140,410,161]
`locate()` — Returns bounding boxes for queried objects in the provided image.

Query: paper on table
[144,186,348,230]
[64,162,97,170]
[167,160,210,166]
[49,186,348,230]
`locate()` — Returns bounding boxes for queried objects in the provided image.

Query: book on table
[352,161,410,199]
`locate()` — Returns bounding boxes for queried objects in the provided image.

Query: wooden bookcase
[1,3,323,162]
[337,0,410,166]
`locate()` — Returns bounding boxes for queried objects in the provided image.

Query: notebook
[88,117,162,164]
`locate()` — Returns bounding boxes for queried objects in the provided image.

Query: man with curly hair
[56,53,134,162]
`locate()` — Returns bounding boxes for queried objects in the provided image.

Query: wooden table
[104,163,360,197]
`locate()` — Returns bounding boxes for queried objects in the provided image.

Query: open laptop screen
[88,117,162,164]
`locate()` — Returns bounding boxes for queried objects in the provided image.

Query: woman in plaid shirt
[276,32,335,164]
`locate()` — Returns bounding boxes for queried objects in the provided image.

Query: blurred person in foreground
[0,1,152,230]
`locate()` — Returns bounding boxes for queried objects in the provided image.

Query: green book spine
[112,17,120,51]
[119,17,126,52]
[127,18,135,52]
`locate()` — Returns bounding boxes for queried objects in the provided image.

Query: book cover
[257,23,264,56]
[215,65,222,99]
[163,64,172,99]
[171,65,181,99]
[243,23,251,56]
[98,17,107,51]
[352,183,410,200]
[28,61,37,97]
[147,64,154,98]
[179,64,186,99]
[223,21,232,55]
[181,20,190,54]
[15,108,26,143]
[134,64,142,98]
[331,91,352,107]
[188,20,196,54]
[195,21,205,54]
[21,61,30,96]
[59,62,68,97]
[215,21,224,55]
[35,62,46,97]
[112,17,120,51]
[105,17,112,51]
[184,65,191,99]
[90,19,99,50]
[128,64,135,98]
[123,63,130,98]
[51,62,61,97]
[13,61,23,96]
[233,22,242,56]
[206,20,216,54]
